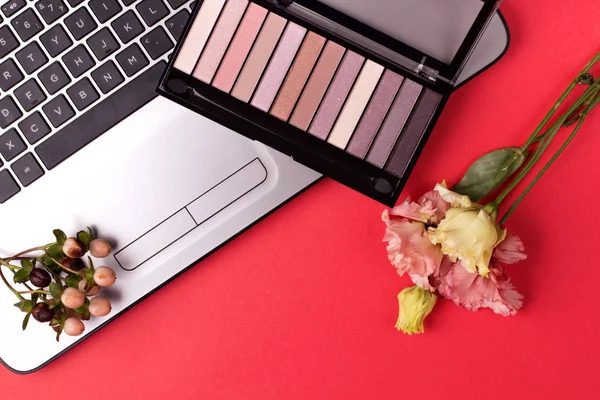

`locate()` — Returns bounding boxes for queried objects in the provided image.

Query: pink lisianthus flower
[434,259,523,316]
[492,232,527,265]
[382,191,448,290]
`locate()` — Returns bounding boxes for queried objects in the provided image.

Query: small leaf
[452,148,528,202]
[13,268,30,284]
[53,229,67,245]
[83,267,94,281]
[77,231,91,249]
[22,312,31,331]
[21,259,35,272]
[46,243,63,259]
[49,282,64,300]
[75,299,91,321]
[66,274,82,288]
[87,256,95,271]
[31,293,39,304]
[14,300,34,312]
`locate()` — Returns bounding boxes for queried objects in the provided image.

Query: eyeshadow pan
[193,0,249,83]
[270,32,326,121]
[366,79,422,168]
[251,22,307,112]
[346,70,404,159]
[327,60,384,149]
[173,0,226,74]
[212,3,268,93]
[308,51,365,140]
[231,13,287,102]
[385,89,442,177]
[289,42,345,131]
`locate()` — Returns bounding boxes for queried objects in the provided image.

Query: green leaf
[75,299,91,321]
[83,267,94,281]
[77,230,92,249]
[66,274,82,288]
[46,243,63,259]
[13,268,30,284]
[49,282,64,300]
[22,312,31,330]
[452,148,528,202]
[14,300,33,312]
[87,256,95,271]
[53,229,67,245]
[21,259,35,272]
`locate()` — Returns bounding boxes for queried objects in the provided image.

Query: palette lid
[281,0,502,86]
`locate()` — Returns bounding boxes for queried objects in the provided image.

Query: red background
[3,1,600,398]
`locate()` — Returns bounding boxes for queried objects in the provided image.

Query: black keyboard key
[0,169,20,203]
[1,0,25,18]
[136,0,169,27]
[65,0,83,6]
[0,58,23,91]
[14,79,46,111]
[64,7,97,40]
[0,128,26,161]
[115,43,148,77]
[190,1,197,10]
[89,0,122,23]
[165,9,190,41]
[67,78,99,110]
[0,26,19,58]
[87,28,120,61]
[11,153,44,187]
[91,60,123,94]
[0,96,21,128]
[42,95,74,127]
[18,111,51,144]
[35,0,68,25]
[166,0,187,9]
[111,11,144,44]
[40,25,73,57]
[15,42,48,74]
[11,9,44,42]
[62,45,95,78]
[38,62,71,94]
[36,62,166,170]
[141,26,172,60]
[121,0,137,5]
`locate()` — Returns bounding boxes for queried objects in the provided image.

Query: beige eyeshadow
[270,32,326,121]
[230,13,287,102]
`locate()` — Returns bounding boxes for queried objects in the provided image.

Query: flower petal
[493,232,527,265]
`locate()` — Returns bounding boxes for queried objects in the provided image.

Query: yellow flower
[428,208,506,277]
[395,286,437,335]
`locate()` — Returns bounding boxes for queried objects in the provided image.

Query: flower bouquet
[384,51,600,334]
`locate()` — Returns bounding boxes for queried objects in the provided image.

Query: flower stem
[47,255,78,275]
[0,265,24,301]
[501,93,600,224]
[17,290,51,295]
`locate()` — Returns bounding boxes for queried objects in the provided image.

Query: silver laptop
[0,0,508,373]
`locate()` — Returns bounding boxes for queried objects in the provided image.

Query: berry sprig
[0,228,117,341]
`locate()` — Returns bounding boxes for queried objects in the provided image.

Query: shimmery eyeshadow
[366,79,422,167]
[212,3,268,93]
[251,22,307,112]
[327,60,385,149]
[289,42,345,131]
[231,13,287,102]
[193,0,249,83]
[346,70,404,159]
[385,89,442,177]
[270,32,326,121]
[173,0,226,74]
[308,51,364,140]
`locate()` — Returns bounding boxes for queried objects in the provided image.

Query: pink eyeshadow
[212,3,268,93]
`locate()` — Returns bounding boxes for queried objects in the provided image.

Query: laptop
[0,0,508,373]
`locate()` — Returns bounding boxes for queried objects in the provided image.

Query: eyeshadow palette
[159,0,503,206]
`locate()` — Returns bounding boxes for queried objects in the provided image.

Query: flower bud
[93,267,116,287]
[29,268,51,288]
[63,317,85,336]
[61,287,86,309]
[89,297,112,317]
[78,279,100,296]
[61,257,85,272]
[89,238,112,258]
[395,286,437,335]
[63,238,86,259]
[31,303,54,323]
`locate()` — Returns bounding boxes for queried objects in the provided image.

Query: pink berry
[63,238,86,258]
[93,267,116,287]
[78,280,101,296]
[89,297,112,317]
[61,287,85,309]
[63,317,85,336]
[89,239,112,258]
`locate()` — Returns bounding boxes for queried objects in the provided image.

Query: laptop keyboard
[0,0,196,203]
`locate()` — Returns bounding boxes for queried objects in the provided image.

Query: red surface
[3,1,600,398]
